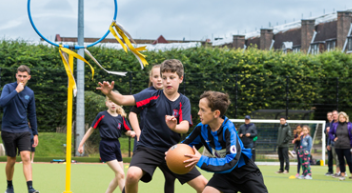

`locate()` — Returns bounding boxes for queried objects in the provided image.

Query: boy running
[182,91,268,193]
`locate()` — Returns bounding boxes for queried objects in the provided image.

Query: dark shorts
[130,146,201,184]
[1,131,32,157]
[99,139,122,162]
[207,158,268,193]
[31,138,35,152]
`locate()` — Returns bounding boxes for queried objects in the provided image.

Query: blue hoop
[27,0,118,49]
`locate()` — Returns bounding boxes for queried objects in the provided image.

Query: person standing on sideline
[276,116,292,174]
[325,112,334,176]
[329,111,352,181]
[330,110,341,177]
[0,65,39,193]
[297,125,313,179]
[238,115,257,161]
[292,125,303,178]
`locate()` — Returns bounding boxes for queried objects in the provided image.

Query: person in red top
[78,96,135,193]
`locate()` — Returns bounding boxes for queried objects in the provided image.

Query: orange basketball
[165,144,195,175]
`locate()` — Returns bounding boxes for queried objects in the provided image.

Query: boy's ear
[214,109,221,118]
[179,75,184,83]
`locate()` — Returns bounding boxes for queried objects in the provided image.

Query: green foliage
[1,40,352,133]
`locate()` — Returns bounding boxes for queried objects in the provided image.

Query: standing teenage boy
[276,116,292,174]
[238,115,257,161]
[182,91,268,193]
[0,65,39,193]
[97,59,207,193]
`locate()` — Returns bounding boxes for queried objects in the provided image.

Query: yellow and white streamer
[84,49,127,76]
[109,21,148,69]
[59,45,95,96]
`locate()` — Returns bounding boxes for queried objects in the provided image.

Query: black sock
[27,181,33,189]
[7,180,13,188]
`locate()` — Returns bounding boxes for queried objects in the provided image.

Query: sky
[0,0,351,42]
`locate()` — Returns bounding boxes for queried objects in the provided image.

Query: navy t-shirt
[133,89,192,152]
[130,87,156,131]
[91,111,131,140]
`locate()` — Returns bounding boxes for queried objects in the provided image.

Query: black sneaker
[28,187,39,193]
[325,172,333,176]
[5,186,14,193]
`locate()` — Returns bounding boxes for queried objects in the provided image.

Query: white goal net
[229,119,326,164]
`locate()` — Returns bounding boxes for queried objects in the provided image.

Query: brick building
[213,10,352,54]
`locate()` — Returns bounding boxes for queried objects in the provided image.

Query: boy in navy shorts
[182,91,268,193]
[97,59,208,193]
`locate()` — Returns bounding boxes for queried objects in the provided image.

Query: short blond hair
[338,111,349,122]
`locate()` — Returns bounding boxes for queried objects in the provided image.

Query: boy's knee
[126,169,142,184]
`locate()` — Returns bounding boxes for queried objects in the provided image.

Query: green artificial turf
[0,163,350,192]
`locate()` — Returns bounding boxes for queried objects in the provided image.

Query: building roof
[152,35,169,44]
[213,8,352,47]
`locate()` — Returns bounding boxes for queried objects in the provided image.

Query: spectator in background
[238,115,257,161]
[329,110,341,177]
[292,125,303,178]
[298,125,313,179]
[324,112,334,176]
[329,111,352,181]
[276,116,292,174]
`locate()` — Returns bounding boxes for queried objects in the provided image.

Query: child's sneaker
[28,187,39,193]
[288,151,294,157]
[332,173,340,178]
[283,170,289,174]
[5,186,14,193]
[295,173,300,178]
[305,175,313,180]
[339,176,345,181]
[298,175,305,179]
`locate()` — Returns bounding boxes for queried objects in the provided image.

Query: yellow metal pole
[64,54,74,193]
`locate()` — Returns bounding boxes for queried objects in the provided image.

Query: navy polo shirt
[133,89,192,152]
[91,111,131,139]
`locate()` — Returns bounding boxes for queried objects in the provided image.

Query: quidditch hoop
[27,0,118,49]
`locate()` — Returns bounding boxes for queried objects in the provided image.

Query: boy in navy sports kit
[78,96,135,193]
[128,64,176,193]
[97,59,208,193]
[182,91,268,193]
[0,65,39,193]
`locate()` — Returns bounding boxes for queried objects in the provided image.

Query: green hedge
[1,40,352,132]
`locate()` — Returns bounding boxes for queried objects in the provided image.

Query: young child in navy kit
[128,64,176,193]
[97,59,208,193]
[182,91,268,193]
[78,96,135,193]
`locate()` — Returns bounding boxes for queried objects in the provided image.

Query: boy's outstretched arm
[96,81,135,106]
[165,115,189,133]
